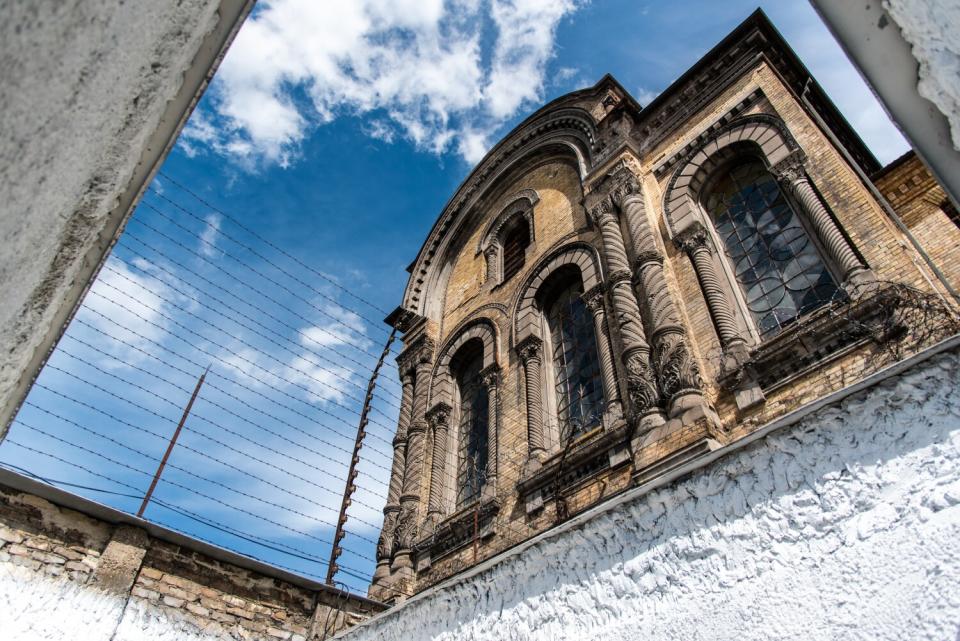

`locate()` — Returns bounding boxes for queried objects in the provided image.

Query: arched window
[452,342,488,508]
[705,158,841,337]
[501,218,531,283]
[545,279,604,442]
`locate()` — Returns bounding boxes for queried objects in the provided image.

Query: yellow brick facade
[369,12,960,602]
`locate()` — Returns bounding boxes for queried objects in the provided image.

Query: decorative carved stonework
[581,284,606,313]
[426,403,451,430]
[607,269,633,286]
[377,509,398,561]
[394,502,418,552]
[633,251,663,269]
[674,224,710,255]
[516,335,543,364]
[770,149,807,184]
[652,330,702,401]
[624,349,661,419]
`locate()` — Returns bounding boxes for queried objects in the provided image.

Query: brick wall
[0,473,383,640]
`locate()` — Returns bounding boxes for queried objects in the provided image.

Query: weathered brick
[185,602,210,617]
[132,587,160,601]
[162,595,184,608]
[139,567,164,580]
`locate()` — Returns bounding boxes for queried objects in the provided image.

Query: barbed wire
[156,171,391,318]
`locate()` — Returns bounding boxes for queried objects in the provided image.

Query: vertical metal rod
[326,328,396,585]
[138,366,209,518]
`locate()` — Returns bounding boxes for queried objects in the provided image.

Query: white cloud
[199,214,223,258]
[634,85,660,107]
[181,0,582,168]
[74,257,180,368]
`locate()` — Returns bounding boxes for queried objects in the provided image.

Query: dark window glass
[455,345,488,508]
[547,281,604,442]
[705,159,841,337]
[502,220,530,283]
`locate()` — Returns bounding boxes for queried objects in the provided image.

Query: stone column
[590,200,663,428]
[392,339,434,578]
[609,169,706,418]
[422,402,452,537]
[581,284,622,422]
[480,364,500,500]
[675,223,749,355]
[773,153,872,290]
[517,335,546,470]
[372,366,414,585]
[483,244,500,285]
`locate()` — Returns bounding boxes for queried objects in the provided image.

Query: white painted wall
[0,0,252,439]
[0,564,234,641]
[885,0,960,151]
[345,349,960,641]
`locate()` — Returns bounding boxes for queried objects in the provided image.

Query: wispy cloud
[199,214,223,258]
[74,257,180,369]
[180,0,582,168]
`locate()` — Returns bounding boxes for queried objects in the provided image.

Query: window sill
[517,420,632,516]
[413,497,499,570]
[720,284,900,400]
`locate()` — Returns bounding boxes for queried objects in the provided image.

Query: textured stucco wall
[0,0,251,439]
[884,0,960,151]
[346,347,960,641]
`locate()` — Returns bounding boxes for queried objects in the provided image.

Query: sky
[0,0,909,595]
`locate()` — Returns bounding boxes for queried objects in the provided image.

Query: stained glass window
[547,280,604,443]
[705,158,841,337]
[454,343,488,508]
[502,219,530,283]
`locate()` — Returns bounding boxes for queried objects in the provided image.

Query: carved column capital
[516,335,543,364]
[589,198,618,228]
[674,222,710,255]
[771,150,808,184]
[426,402,452,431]
[479,364,500,389]
[581,283,606,313]
[608,166,643,211]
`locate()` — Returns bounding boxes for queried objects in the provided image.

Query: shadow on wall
[347,348,960,641]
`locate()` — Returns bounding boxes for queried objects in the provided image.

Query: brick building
[369,10,960,602]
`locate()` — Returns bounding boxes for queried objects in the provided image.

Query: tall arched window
[453,342,488,508]
[546,279,604,442]
[501,218,531,283]
[705,158,841,337]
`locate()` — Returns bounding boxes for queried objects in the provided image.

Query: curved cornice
[402,92,608,315]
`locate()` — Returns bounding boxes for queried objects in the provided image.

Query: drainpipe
[800,79,960,307]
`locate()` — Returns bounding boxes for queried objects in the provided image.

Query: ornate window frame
[512,243,631,514]
[663,112,875,407]
[416,318,501,566]
[477,189,540,287]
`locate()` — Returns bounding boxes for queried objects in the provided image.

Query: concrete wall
[345,341,960,641]
[811,0,960,206]
[0,475,382,640]
[0,0,254,440]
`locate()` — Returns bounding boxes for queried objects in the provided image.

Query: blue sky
[1,1,908,594]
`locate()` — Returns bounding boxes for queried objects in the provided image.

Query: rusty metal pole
[326,328,396,585]
[137,366,209,518]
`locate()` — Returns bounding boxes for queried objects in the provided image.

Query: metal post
[138,365,209,518]
[326,328,396,585]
